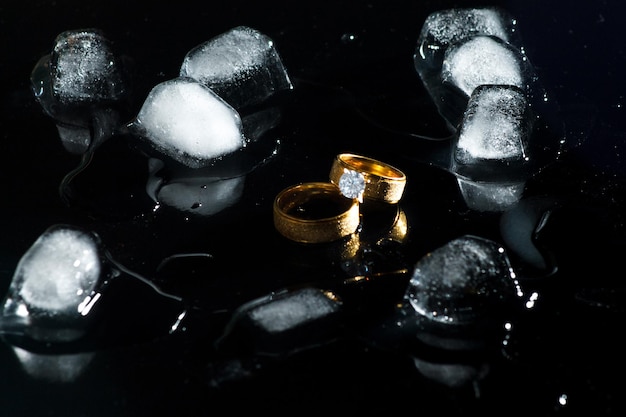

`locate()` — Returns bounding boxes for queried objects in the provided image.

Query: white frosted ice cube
[456,85,529,162]
[134,77,246,168]
[12,226,101,313]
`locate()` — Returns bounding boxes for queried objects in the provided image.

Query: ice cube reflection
[442,36,527,101]
[453,85,531,169]
[216,287,343,357]
[146,157,246,217]
[414,7,521,130]
[450,84,534,211]
[11,345,95,382]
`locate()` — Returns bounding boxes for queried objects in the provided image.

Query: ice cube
[0,225,105,343]
[180,26,293,109]
[400,235,521,348]
[9,225,102,314]
[30,29,130,154]
[442,35,526,99]
[455,178,526,212]
[216,287,343,356]
[414,7,516,75]
[130,77,246,168]
[451,85,533,181]
[248,287,340,333]
[366,235,522,353]
[49,29,128,104]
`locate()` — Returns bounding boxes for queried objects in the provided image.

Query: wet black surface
[2,0,626,415]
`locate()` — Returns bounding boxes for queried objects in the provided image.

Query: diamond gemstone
[338,169,365,199]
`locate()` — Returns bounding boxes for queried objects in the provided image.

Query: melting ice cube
[403,235,520,326]
[11,346,95,382]
[455,178,526,212]
[452,85,532,178]
[414,7,519,129]
[0,225,105,343]
[30,29,130,154]
[414,7,515,75]
[10,225,101,313]
[180,26,293,110]
[394,235,522,352]
[450,85,534,212]
[130,77,246,168]
[247,287,340,333]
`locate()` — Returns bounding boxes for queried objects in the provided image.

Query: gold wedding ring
[329,153,407,204]
[273,182,360,243]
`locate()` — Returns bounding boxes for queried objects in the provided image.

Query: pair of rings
[274,153,407,243]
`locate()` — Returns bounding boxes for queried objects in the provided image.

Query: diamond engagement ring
[273,182,361,243]
[329,153,407,204]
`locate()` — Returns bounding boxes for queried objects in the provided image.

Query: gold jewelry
[329,153,407,204]
[273,182,360,243]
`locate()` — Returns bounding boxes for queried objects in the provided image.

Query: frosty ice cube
[216,287,343,357]
[130,77,246,168]
[180,26,293,110]
[398,235,522,350]
[49,29,128,104]
[30,29,130,154]
[451,84,534,183]
[0,224,107,343]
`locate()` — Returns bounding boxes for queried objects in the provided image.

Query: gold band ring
[329,153,407,204]
[273,182,360,243]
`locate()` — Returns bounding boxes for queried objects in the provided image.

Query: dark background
[1,0,626,415]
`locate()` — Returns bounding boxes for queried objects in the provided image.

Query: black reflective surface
[2,0,626,415]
